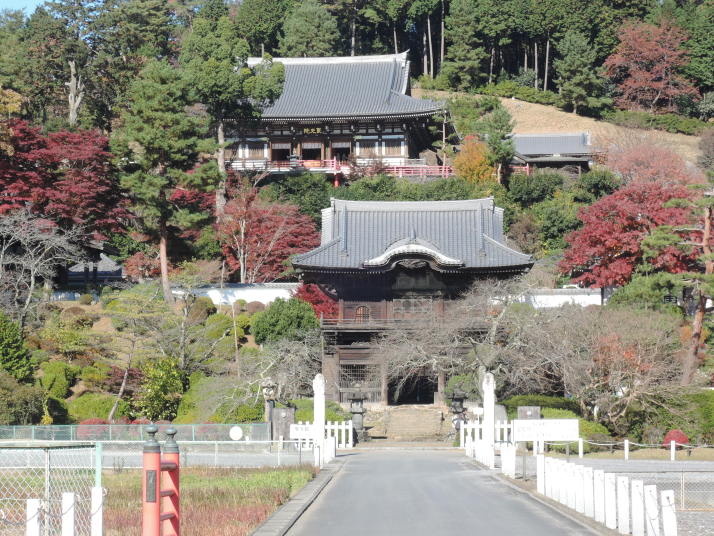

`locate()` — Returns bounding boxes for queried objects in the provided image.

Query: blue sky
[2,0,46,13]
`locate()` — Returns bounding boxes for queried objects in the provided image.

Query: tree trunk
[422,27,428,76]
[159,217,174,305]
[682,206,713,385]
[350,16,356,56]
[543,36,550,91]
[215,118,227,217]
[524,44,527,71]
[393,24,398,54]
[108,366,130,422]
[66,60,85,127]
[534,41,539,88]
[435,371,446,405]
[440,0,445,73]
[488,46,495,85]
[427,15,434,78]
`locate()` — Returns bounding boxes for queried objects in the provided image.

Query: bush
[290,398,348,422]
[245,301,265,315]
[507,170,565,207]
[187,297,217,324]
[0,370,45,424]
[0,311,32,382]
[444,374,480,401]
[39,361,80,398]
[175,372,212,423]
[30,349,50,366]
[68,393,128,422]
[574,168,621,201]
[502,395,581,418]
[134,357,186,421]
[80,363,111,391]
[478,81,565,108]
[251,298,318,344]
[689,390,714,443]
[216,400,265,423]
[78,294,93,305]
[45,395,71,424]
[663,429,689,447]
[532,192,583,251]
[414,73,451,91]
[601,109,708,136]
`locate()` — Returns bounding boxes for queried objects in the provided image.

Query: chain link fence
[0,442,98,535]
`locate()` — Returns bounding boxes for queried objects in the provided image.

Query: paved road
[287,450,595,536]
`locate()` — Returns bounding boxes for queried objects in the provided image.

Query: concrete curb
[251,459,344,536]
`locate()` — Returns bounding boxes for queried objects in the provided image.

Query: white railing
[460,419,513,448]
[538,455,678,536]
[289,420,354,450]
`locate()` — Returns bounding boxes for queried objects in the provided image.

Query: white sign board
[513,419,579,442]
[290,424,313,441]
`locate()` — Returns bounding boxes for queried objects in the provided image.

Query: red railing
[230,158,454,177]
[143,425,180,536]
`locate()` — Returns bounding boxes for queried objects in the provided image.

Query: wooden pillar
[380,362,388,405]
[435,371,446,406]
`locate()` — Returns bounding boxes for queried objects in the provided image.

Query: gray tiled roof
[293,198,532,272]
[246,53,442,120]
[512,132,593,156]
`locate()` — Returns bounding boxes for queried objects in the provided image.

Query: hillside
[415,89,703,164]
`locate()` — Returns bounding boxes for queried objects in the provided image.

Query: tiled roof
[246,52,442,120]
[293,198,532,272]
[512,132,593,156]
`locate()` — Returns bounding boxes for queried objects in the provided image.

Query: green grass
[104,466,316,536]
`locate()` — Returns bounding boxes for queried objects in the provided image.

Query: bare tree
[0,210,84,328]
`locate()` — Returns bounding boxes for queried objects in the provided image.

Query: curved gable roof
[246,52,442,120]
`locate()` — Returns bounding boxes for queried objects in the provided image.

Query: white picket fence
[25,487,104,536]
[460,419,513,448]
[538,455,678,536]
[290,420,354,450]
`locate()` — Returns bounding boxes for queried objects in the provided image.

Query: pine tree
[442,0,488,90]
[111,60,219,304]
[279,0,339,57]
[555,30,610,115]
[0,311,32,383]
[180,12,284,215]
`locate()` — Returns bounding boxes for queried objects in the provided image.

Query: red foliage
[79,418,109,425]
[607,144,705,185]
[294,283,337,319]
[102,366,142,397]
[217,180,320,283]
[0,120,130,238]
[604,20,698,112]
[559,181,696,287]
[663,429,689,447]
[123,251,161,281]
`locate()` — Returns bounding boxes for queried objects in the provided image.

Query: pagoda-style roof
[293,198,533,274]
[246,52,442,121]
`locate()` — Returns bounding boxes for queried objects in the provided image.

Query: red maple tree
[604,20,698,112]
[559,181,696,287]
[217,180,319,283]
[0,120,129,238]
[294,283,338,319]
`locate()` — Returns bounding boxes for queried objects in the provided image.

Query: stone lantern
[261,378,277,423]
[346,383,369,442]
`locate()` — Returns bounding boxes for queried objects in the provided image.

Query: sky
[2,0,46,13]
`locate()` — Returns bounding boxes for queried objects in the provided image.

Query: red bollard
[161,428,180,536]
[142,425,161,536]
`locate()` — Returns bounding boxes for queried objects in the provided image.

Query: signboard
[517,406,541,420]
[513,419,579,442]
[289,424,313,441]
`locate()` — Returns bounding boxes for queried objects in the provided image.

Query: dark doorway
[272,148,290,161]
[302,147,322,160]
[389,376,436,405]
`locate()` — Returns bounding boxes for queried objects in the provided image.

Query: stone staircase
[364,405,452,442]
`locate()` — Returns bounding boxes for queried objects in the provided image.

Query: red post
[162,428,180,536]
[142,425,161,536]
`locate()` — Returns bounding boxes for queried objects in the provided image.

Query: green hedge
[502,394,581,418]
[67,393,127,423]
[39,361,80,399]
[601,109,708,136]
[478,82,565,107]
[290,398,349,423]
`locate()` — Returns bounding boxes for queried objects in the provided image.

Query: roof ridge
[246,52,408,67]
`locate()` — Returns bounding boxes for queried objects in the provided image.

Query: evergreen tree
[235,0,294,55]
[279,0,339,57]
[251,298,318,344]
[554,30,610,115]
[180,12,284,215]
[682,1,714,93]
[111,60,219,304]
[442,0,488,90]
[0,311,32,383]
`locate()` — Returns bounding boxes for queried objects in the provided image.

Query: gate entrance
[388,376,436,405]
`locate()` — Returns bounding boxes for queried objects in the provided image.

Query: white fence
[539,455,678,536]
[460,419,513,448]
[290,421,354,450]
[25,488,104,536]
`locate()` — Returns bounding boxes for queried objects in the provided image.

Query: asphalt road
[287,450,595,536]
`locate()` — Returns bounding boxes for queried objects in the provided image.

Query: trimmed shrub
[245,301,265,315]
[290,398,348,422]
[502,394,580,418]
[30,349,50,366]
[78,294,93,305]
[187,297,217,324]
[663,429,689,447]
[80,363,111,390]
[0,311,32,382]
[601,109,707,136]
[251,298,318,344]
[68,393,127,423]
[507,170,565,207]
[478,82,565,107]
[39,361,81,399]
